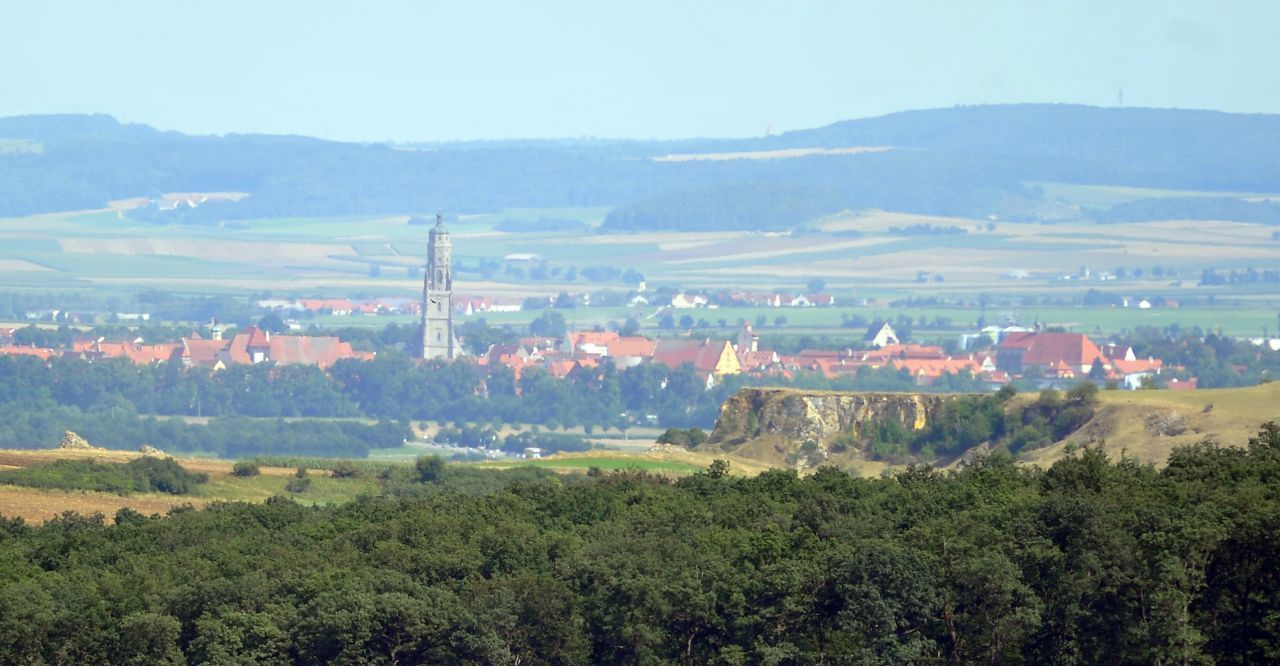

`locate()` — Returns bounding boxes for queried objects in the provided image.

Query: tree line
[0,350,987,455]
[0,423,1276,663]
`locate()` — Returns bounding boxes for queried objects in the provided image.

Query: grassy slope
[1019,382,1280,467]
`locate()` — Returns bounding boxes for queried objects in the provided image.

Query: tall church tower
[421,213,456,359]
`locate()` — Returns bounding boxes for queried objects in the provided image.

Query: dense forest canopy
[0,424,1277,664]
[3,105,1279,228]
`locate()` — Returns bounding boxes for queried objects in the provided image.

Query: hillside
[1019,381,1280,466]
[3,105,1279,227]
[705,383,1280,473]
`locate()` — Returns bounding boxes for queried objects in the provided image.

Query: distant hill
[2,105,1278,228]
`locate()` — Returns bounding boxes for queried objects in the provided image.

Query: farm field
[1,185,1279,339]
[0,443,757,524]
[317,301,1280,340]
[0,448,369,524]
[473,447,773,475]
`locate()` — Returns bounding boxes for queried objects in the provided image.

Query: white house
[862,322,899,348]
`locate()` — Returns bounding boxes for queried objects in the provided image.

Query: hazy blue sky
[1,1,1275,141]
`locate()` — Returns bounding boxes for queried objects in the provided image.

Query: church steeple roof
[431,212,449,235]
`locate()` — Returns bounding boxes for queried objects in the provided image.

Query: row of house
[256,295,530,318]
[665,290,836,310]
[0,327,371,370]
[471,322,1180,391]
[0,320,1181,390]
[255,298,421,317]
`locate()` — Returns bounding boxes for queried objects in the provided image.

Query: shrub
[656,428,708,448]
[330,461,360,479]
[124,457,209,494]
[231,461,260,477]
[0,457,207,495]
[285,469,311,493]
[415,455,444,483]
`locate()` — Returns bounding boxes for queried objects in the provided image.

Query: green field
[480,456,705,474]
[1030,181,1279,208]
[312,301,1280,339]
[1,187,1279,339]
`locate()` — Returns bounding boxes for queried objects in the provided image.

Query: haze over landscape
[4,1,1278,140]
[1,3,1279,664]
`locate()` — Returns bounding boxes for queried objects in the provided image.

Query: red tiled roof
[1000,332,1105,368]
[244,326,271,349]
[268,335,368,369]
[297,299,355,312]
[607,336,658,358]
[183,338,227,367]
[569,331,619,348]
[1112,358,1163,375]
[653,339,730,373]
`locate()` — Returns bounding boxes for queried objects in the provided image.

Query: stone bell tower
[421,213,456,359]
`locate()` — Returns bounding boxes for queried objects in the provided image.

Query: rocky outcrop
[709,388,955,454]
[138,444,168,457]
[58,430,95,450]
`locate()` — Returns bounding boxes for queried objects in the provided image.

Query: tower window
[436,331,442,342]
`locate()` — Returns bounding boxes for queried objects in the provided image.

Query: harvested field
[476,447,773,476]
[653,236,892,265]
[59,238,354,264]
[654,146,892,162]
[817,210,985,233]
[0,449,310,524]
[0,258,52,272]
[0,484,206,524]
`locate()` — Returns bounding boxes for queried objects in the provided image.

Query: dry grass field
[1019,382,1280,468]
[0,449,302,524]
[0,443,767,524]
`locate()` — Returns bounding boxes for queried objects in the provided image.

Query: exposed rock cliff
[58,430,96,450]
[708,388,956,467]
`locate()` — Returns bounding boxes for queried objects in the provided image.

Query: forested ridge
[4,105,1279,228]
[1,424,1278,664]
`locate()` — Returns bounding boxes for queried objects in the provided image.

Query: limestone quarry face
[709,388,954,452]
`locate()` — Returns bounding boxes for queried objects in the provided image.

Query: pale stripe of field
[817,210,987,233]
[0,258,52,272]
[660,236,898,265]
[654,146,892,162]
[59,238,354,262]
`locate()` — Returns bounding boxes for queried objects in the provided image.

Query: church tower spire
[422,212,456,359]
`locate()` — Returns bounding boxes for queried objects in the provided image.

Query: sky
[1,1,1276,142]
